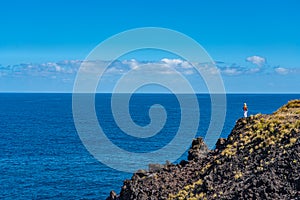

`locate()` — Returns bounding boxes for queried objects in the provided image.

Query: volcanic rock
[108,99,300,200]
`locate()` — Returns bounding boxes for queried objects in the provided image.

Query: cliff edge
[107,99,300,200]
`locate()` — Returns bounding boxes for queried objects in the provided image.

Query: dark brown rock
[215,138,226,150]
[135,169,148,178]
[106,190,118,200]
[148,163,164,173]
[187,137,209,161]
[107,99,300,200]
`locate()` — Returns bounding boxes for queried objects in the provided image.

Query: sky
[0,0,300,93]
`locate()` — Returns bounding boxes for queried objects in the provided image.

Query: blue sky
[0,0,300,93]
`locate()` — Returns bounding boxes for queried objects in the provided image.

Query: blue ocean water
[0,93,299,199]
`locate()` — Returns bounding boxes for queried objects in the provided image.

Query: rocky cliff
[107,100,300,200]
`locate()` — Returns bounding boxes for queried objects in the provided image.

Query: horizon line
[1,91,300,95]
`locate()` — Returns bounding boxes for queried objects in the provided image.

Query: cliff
[107,99,300,200]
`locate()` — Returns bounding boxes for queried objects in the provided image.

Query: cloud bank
[245,55,266,66]
[0,56,298,80]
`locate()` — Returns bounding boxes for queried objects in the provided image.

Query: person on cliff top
[243,103,248,118]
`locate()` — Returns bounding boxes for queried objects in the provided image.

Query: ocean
[0,93,299,199]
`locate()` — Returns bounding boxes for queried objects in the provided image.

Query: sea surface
[0,93,299,199]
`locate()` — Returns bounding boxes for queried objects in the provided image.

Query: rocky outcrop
[114,139,210,200]
[106,191,118,200]
[107,99,300,200]
[188,137,209,161]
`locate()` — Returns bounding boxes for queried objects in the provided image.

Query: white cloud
[181,62,193,69]
[215,63,245,76]
[0,60,80,78]
[246,55,266,66]
[105,66,126,74]
[123,59,139,70]
[0,59,210,78]
[161,58,183,66]
[161,58,193,69]
[55,64,62,72]
[247,68,261,74]
[274,67,289,75]
[80,60,111,74]
[132,61,178,75]
[161,58,194,75]
[222,68,242,76]
[120,59,196,76]
[1,57,297,79]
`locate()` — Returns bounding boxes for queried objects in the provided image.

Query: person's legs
[244,111,248,118]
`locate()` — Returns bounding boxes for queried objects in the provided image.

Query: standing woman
[243,103,248,117]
